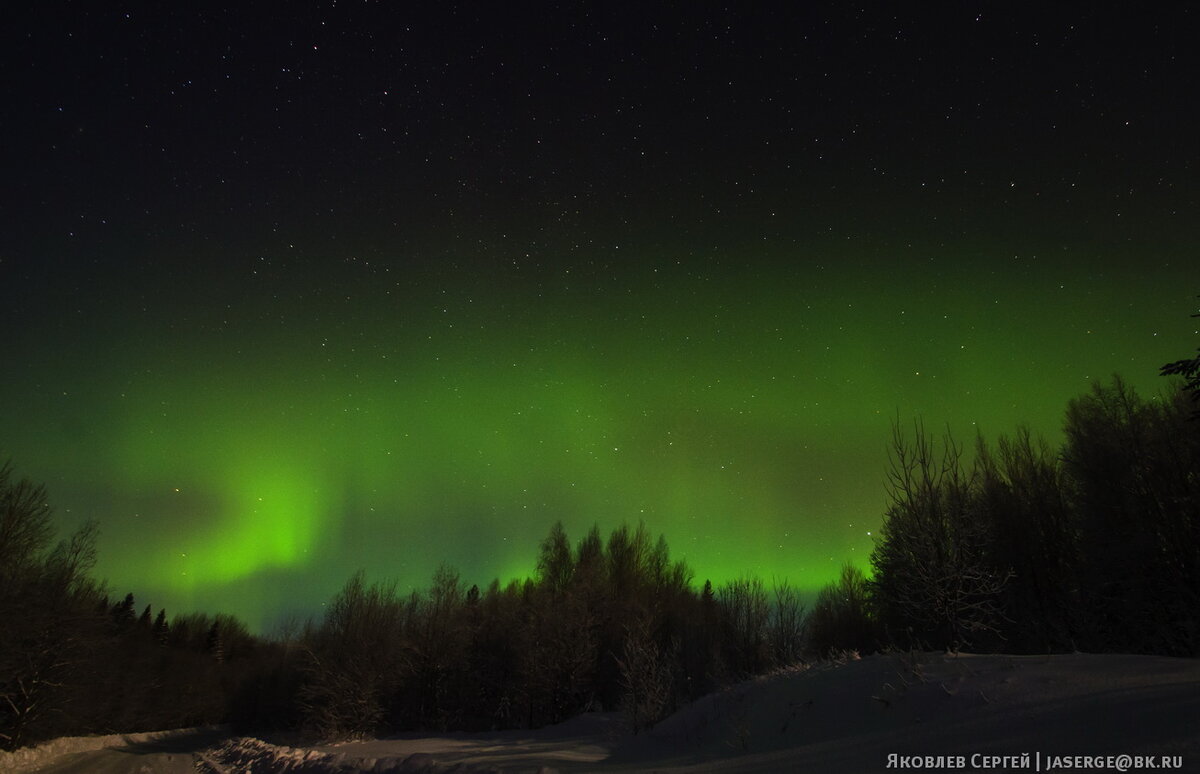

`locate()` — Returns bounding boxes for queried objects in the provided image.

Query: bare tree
[870,421,1011,651]
[975,428,1076,652]
[769,580,806,665]
[0,462,54,583]
[520,588,597,725]
[0,509,102,749]
[718,577,772,675]
[297,571,406,740]
[807,564,877,657]
[615,612,675,734]
[1063,378,1200,655]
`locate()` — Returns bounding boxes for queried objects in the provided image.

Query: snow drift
[9,653,1199,773]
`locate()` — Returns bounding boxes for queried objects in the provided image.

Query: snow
[622,651,1200,770]
[207,735,571,772]
[199,716,620,773]
[8,653,1200,772]
[286,652,1200,772]
[0,725,225,772]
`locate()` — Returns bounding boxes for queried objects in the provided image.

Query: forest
[2,372,1197,751]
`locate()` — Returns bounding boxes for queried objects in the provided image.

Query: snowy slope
[620,652,1200,771]
[293,652,1200,773]
[9,654,1199,773]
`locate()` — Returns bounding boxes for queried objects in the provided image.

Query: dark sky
[3,3,1198,633]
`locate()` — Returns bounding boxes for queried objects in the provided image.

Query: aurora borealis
[3,5,1198,633]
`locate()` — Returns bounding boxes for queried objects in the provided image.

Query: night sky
[3,4,1198,633]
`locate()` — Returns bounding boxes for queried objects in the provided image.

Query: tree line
[814,376,1199,659]
[242,521,813,740]
[0,468,809,748]
[0,461,264,750]
[2,370,1197,749]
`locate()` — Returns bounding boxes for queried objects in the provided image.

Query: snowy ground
[9,653,1199,773]
[0,726,227,773]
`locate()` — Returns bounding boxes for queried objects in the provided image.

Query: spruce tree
[153,609,170,646]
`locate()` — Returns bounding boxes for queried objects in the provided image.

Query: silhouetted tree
[807,564,878,657]
[1063,377,1200,655]
[0,462,53,581]
[974,429,1076,652]
[1,461,275,748]
[683,579,723,693]
[717,577,771,676]
[111,593,136,629]
[206,621,225,663]
[520,583,597,725]
[615,611,675,733]
[464,579,523,729]
[153,609,170,646]
[768,580,806,665]
[410,564,468,730]
[0,462,104,750]
[870,421,1010,651]
[536,521,575,594]
[1161,300,1200,418]
[297,572,405,740]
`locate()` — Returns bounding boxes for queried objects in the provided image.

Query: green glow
[3,247,1195,632]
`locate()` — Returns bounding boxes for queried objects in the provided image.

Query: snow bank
[207,736,564,773]
[625,652,1200,771]
[0,725,225,772]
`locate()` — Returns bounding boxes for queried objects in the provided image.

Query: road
[27,728,229,774]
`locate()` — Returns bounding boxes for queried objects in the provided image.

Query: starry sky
[2,4,1198,633]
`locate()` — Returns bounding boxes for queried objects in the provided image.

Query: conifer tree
[206,621,224,663]
[1161,300,1200,418]
[152,608,170,646]
[112,593,136,629]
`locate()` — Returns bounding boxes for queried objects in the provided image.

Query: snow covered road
[11,728,228,774]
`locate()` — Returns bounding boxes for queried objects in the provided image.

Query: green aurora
[5,4,1198,634]
[3,245,1195,633]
